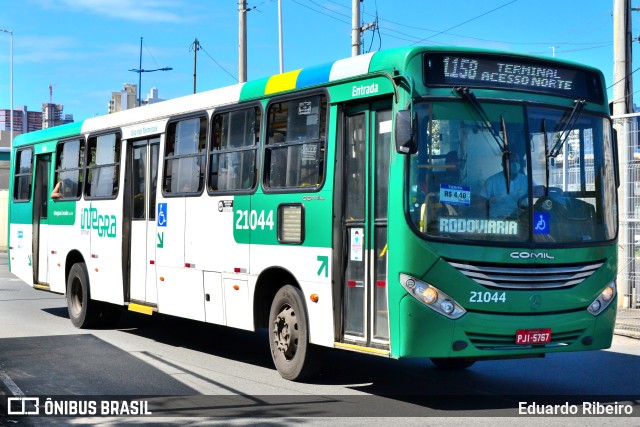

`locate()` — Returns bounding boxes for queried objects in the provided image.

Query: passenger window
[85,133,121,199]
[53,138,85,200]
[264,94,326,190]
[13,148,33,201]
[209,107,260,192]
[163,117,207,195]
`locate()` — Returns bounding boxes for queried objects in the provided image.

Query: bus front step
[128,302,155,315]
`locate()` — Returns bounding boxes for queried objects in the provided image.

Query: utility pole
[351,0,376,56]
[239,0,247,83]
[190,38,201,94]
[613,0,634,307]
[352,0,360,56]
[278,0,284,73]
[614,0,633,115]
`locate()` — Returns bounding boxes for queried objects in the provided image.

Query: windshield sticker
[440,184,471,207]
[379,120,392,134]
[439,218,518,235]
[533,212,550,234]
[350,228,364,261]
[298,101,312,115]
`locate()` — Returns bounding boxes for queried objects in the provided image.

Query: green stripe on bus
[12,121,84,147]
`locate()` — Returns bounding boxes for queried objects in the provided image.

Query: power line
[607,65,640,90]
[610,86,640,104]
[409,0,519,45]
[528,42,612,56]
[322,0,611,49]
[199,43,238,83]
[307,0,351,19]
[142,38,162,69]
[289,0,350,24]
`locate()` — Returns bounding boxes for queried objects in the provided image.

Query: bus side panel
[156,266,205,321]
[48,198,84,294]
[251,244,334,346]
[246,187,336,347]
[154,196,185,268]
[48,224,80,293]
[204,271,225,325]
[185,195,253,329]
[82,198,125,305]
[8,223,33,286]
[222,273,252,330]
[184,195,248,274]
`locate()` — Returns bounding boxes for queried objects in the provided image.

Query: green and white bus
[8,46,618,380]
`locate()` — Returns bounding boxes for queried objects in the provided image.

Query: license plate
[515,328,551,345]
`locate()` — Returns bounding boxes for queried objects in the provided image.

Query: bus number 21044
[235,209,275,231]
[469,291,506,303]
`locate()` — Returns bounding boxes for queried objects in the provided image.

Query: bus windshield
[408,100,617,244]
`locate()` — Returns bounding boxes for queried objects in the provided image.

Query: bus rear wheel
[268,285,319,381]
[430,357,476,370]
[67,262,99,329]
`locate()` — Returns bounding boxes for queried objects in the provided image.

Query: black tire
[430,357,476,370]
[66,262,99,328]
[269,285,320,381]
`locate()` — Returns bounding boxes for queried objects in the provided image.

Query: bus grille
[466,329,584,350]
[448,260,603,290]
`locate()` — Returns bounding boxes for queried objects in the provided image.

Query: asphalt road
[0,253,638,426]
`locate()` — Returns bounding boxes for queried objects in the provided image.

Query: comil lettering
[510,252,554,259]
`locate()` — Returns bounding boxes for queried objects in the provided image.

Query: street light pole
[1,28,13,147]
[129,37,172,107]
[138,37,142,107]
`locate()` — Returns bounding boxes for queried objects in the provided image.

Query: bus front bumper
[397,295,617,359]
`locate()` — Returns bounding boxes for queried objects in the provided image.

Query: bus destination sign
[424,53,603,103]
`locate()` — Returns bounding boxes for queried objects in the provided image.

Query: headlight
[587,282,616,316]
[400,273,466,319]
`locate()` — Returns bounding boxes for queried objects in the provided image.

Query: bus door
[32,153,51,286]
[126,138,160,304]
[340,102,391,348]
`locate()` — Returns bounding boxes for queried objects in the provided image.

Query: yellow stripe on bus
[128,303,154,316]
[334,342,389,356]
[265,69,301,95]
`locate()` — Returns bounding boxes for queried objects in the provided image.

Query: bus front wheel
[66,262,99,329]
[268,285,319,381]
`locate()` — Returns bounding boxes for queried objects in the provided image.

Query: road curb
[614,328,640,340]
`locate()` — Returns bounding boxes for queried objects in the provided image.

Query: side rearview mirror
[612,128,620,188]
[395,110,417,155]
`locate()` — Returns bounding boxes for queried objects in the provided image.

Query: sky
[0,0,622,122]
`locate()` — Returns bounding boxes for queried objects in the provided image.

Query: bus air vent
[448,260,603,290]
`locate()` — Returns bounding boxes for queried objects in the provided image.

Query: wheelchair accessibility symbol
[533,212,550,235]
[158,203,167,227]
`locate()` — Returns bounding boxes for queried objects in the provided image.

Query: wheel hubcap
[273,305,298,360]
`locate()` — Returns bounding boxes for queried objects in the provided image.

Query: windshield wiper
[454,86,512,192]
[541,118,550,195]
[548,99,586,158]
